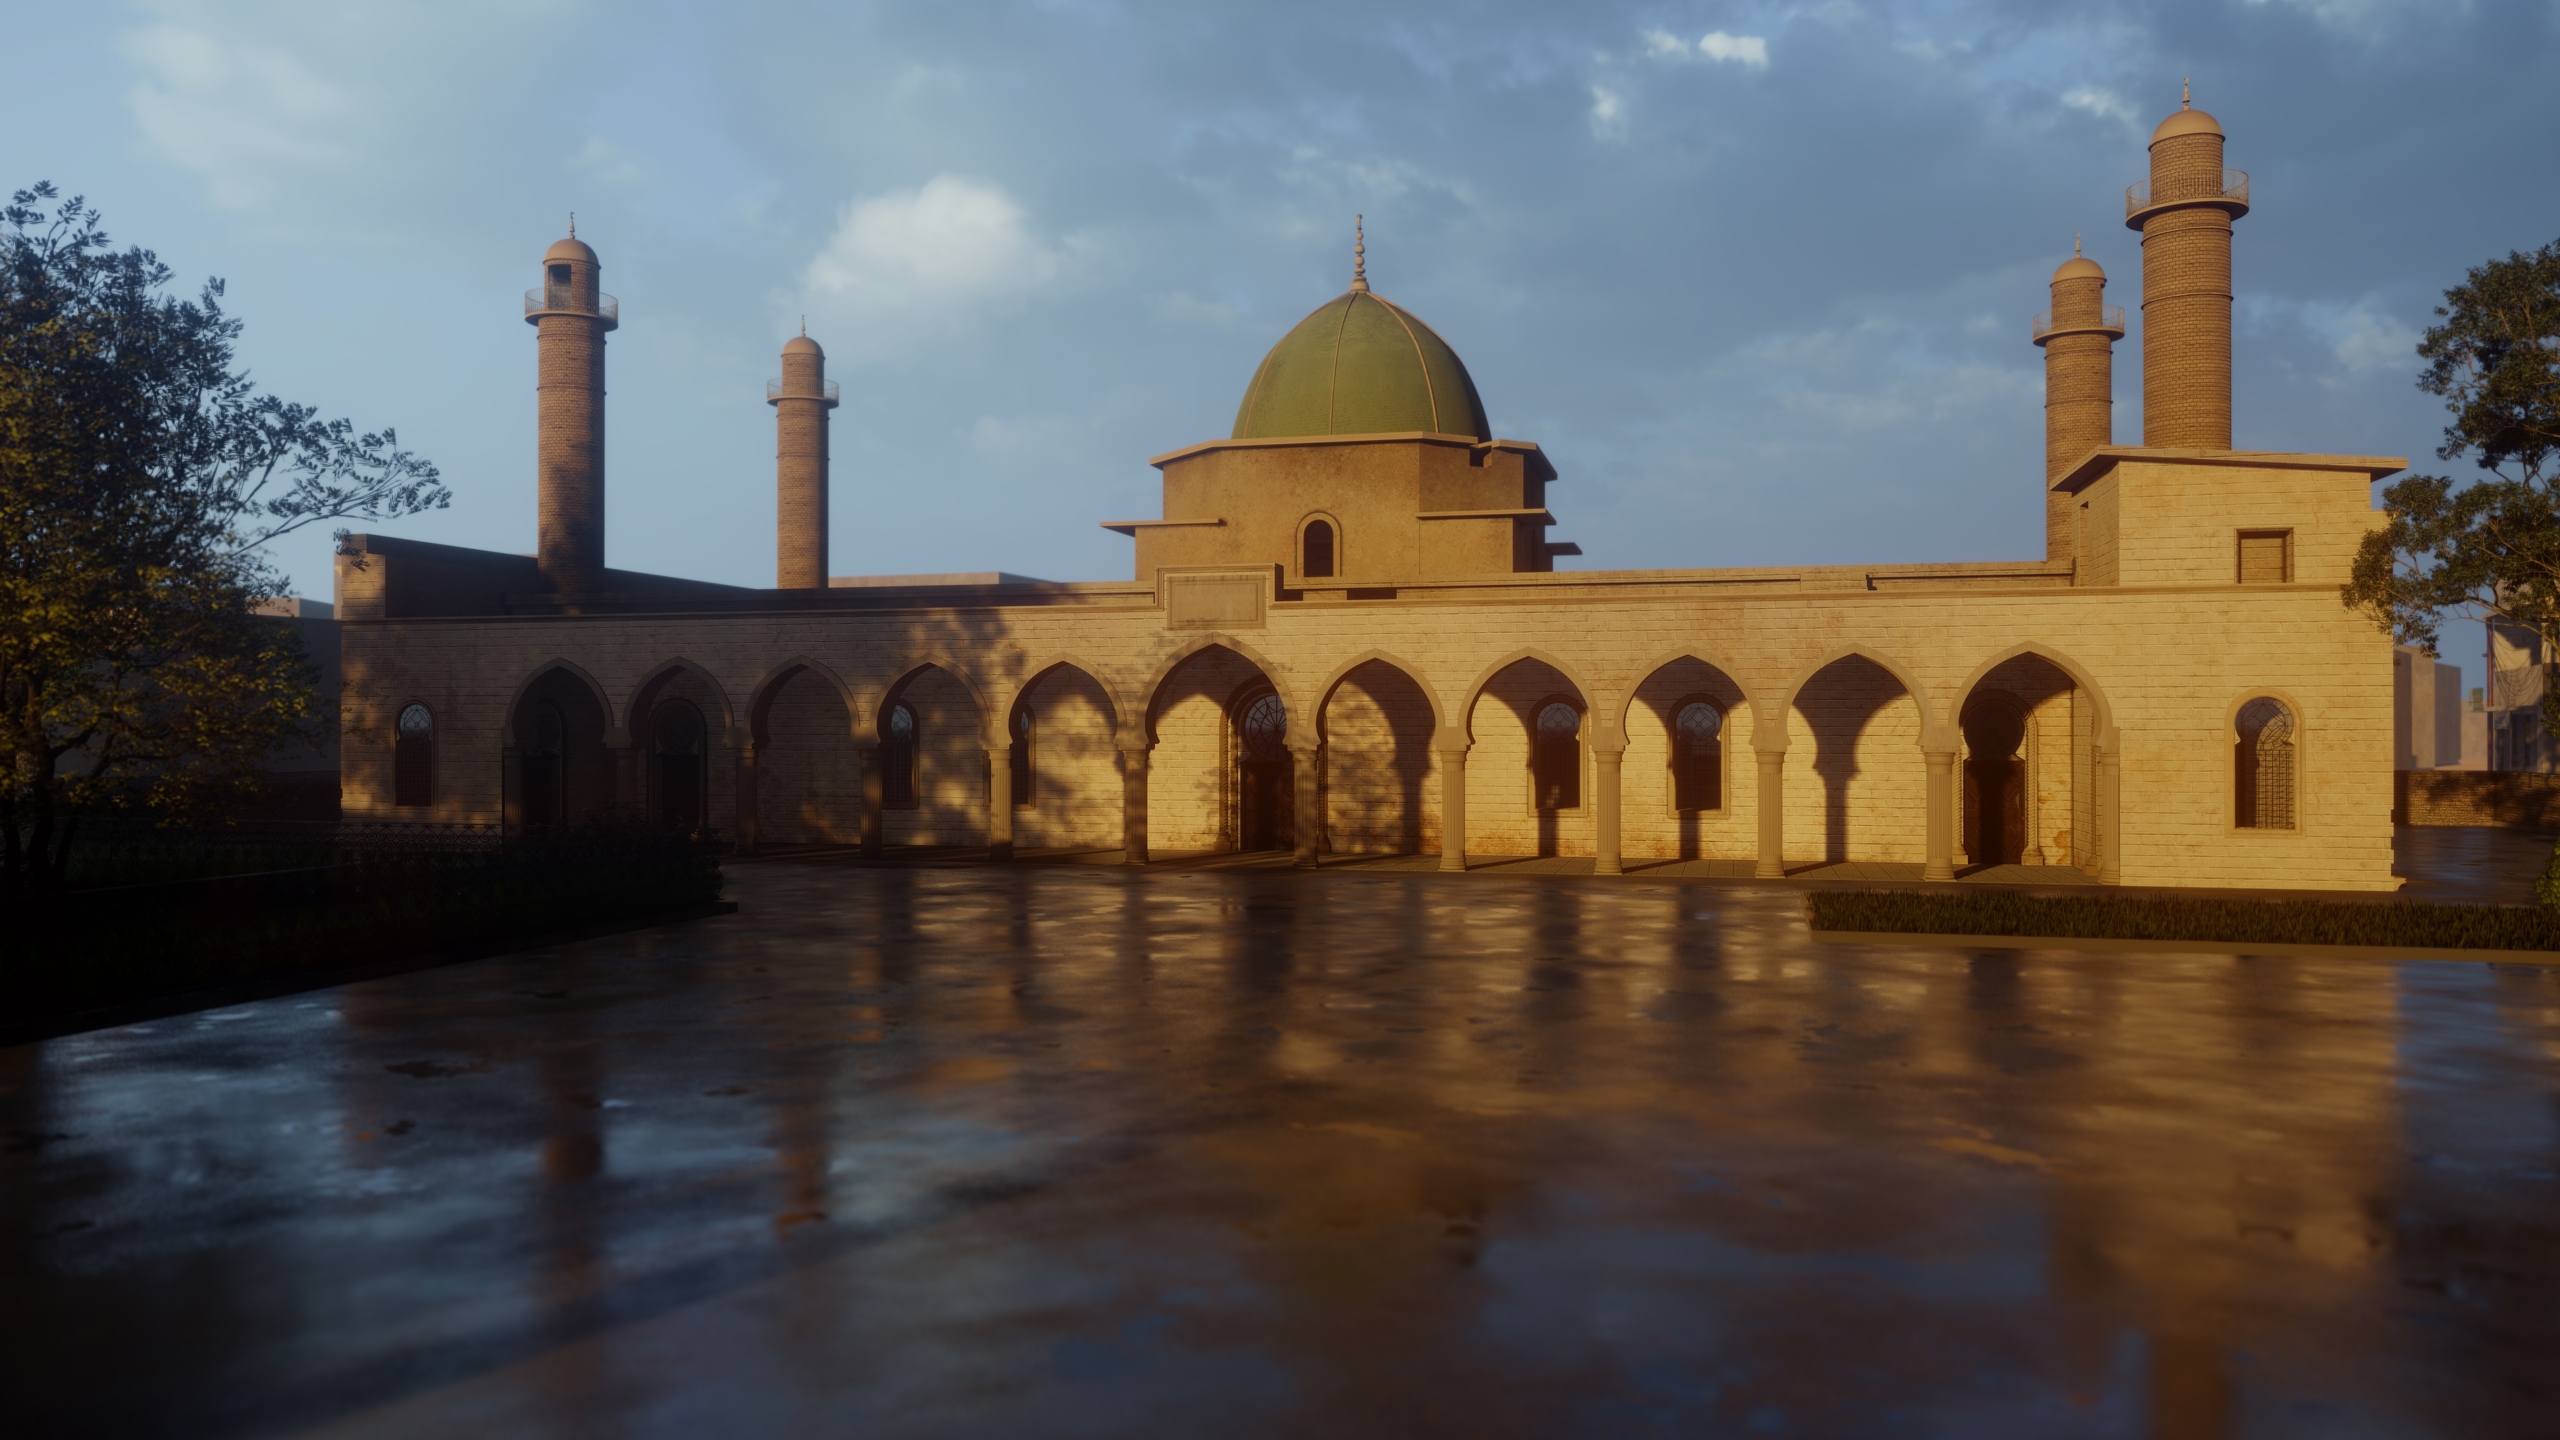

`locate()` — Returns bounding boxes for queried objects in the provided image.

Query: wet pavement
[6,860,2560,1438]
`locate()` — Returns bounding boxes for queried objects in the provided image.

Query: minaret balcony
[523,288,621,330]
[2032,305,2127,343]
[767,379,842,407]
[2124,169,2249,226]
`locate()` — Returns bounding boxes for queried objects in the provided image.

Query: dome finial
[2075,232,2082,257]
[2181,76,2191,110]
[1350,215,1368,293]
[569,211,576,237]
[800,315,806,336]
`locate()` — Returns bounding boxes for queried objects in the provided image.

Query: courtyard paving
[5,852,2558,1437]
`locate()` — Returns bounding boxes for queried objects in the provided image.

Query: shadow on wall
[1797,655,1914,864]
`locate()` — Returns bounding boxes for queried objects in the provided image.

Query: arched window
[1302,518,1337,579]
[1534,700,1582,811]
[2235,697,2296,830]
[883,701,919,809]
[394,703,434,808]
[1240,692,1288,763]
[653,700,705,830]
[1672,700,1722,811]
[1009,703,1035,809]
[522,700,568,827]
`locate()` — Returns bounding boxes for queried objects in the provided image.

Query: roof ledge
[2051,446,2407,494]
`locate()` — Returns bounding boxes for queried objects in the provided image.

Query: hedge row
[1,832,725,1024]
[1803,890,2560,952]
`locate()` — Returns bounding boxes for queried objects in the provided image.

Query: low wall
[2395,770,2560,828]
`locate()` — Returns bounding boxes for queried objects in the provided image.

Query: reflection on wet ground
[5,861,2558,1438]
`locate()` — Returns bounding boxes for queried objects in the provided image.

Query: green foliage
[0,183,447,898]
[2538,841,2560,911]
[1805,889,2560,952]
[2343,236,2560,716]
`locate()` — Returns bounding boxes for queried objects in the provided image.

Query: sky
[7,0,2556,695]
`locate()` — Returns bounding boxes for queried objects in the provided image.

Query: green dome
[1231,289,1491,441]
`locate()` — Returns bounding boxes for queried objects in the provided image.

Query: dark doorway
[524,700,567,827]
[1961,699,2027,867]
[654,700,705,831]
[1236,690,1293,852]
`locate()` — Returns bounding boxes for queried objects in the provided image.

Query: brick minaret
[2129,81,2248,449]
[2033,240,2123,558]
[525,224,617,594]
[768,328,837,589]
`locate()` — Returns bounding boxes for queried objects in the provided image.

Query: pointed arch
[1139,633,1297,741]
[628,658,740,748]
[877,651,995,732]
[1311,650,1446,740]
[747,654,859,747]
[1777,646,1935,748]
[1460,647,1604,744]
[502,657,614,746]
[1950,641,2117,747]
[1013,655,1132,736]
[1619,648,1758,724]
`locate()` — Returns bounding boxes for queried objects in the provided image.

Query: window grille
[1010,704,1035,808]
[1673,701,1722,811]
[1241,692,1288,763]
[883,702,920,809]
[1303,519,1336,579]
[2235,697,2296,830]
[394,703,433,808]
[2237,530,2292,584]
[1534,701,1582,811]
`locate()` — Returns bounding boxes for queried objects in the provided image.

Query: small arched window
[2235,697,2296,830]
[1673,701,1722,811]
[1534,701,1582,811]
[1009,703,1035,809]
[883,702,919,809]
[1302,518,1336,579]
[524,700,566,826]
[1240,692,1288,763]
[395,703,434,808]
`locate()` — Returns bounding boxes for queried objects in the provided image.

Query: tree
[0,183,447,898]
[2344,238,2560,724]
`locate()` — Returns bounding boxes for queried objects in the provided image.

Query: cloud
[1645,29,1770,67]
[800,176,1074,341]
[2061,87,2138,127]
[1589,84,1627,139]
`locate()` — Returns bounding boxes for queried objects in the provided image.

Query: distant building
[334,95,2408,890]
[2484,620,2555,772]
[250,597,341,819]
[2392,645,2464,770]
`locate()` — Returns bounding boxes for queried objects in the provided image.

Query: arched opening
[510,667,609,828]
[2236,697,2296,830]
[1302,517,1337,579]
[1235,688,1293,851]
[883,701,920,809]
[1672,700,1722,812]
[651,699,707,830]
[1317,658,1438,856]
[751,663,861,847]
[1790,655,1921,865]
[1009,701,1035,809]
[394,703,434,809]
[1533,700,1583,812]
[1960,695,2028,867]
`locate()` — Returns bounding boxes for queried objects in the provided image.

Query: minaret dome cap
[2052,253,2106,283]
[544,234,599,265]
[782,333,823,357]
[2150,105,2223,145]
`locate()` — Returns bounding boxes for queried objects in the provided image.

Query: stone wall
[2395,771,2560,829]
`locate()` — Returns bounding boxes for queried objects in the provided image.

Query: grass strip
[1804,890,2560,952]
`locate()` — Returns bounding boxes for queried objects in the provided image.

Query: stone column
[1922,748,1955,882]
[1754,747,1786,879]
[1593,747,1624,876]
[2098,742,2122,885]
[736,743,760,855]
[1120,743,1151,866]
[987,741,1013,859]
[1290,743,1322,868]
[859,747,883,857]
[1437,743,1469,872]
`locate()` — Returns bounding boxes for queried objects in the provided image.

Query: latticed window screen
[1240,693,1288,763]
[2235,697,2296,829]
[394,704,433,808]
[1010,704,1035,808]
[1302,519,1336,579]
[883,703,919,809]
[1534,702,1582,811]
[1673,701,1722,811]
[2237,530,2292,584]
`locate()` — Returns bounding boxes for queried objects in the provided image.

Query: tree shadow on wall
[1797,656,1906,864]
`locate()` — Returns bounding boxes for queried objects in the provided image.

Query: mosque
[335,93,2402,890]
